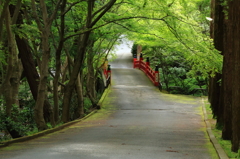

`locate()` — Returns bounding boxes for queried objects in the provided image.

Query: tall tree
[1,4,22,138]
[53,0,67,123]
[221,3,233,140]
[209,0,224,127]
[31,0,61,130]
[62,0,117,123]
[227,0,240,152]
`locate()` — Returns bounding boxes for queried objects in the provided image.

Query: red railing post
[154,65,159,86]
[133,54,137,68]
[146,57,150,74]
[107,65,111,86]
[140,53,143,61]
[139,53,143,71]
[132,53,160,87]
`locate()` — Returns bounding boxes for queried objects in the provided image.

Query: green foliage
[131,43,138,57]
[12,23,40,40]
[124,0,222,79]
[0,104,35,138]
[140,44,207,95]
[84,97,92,114]
[0,0,224,137]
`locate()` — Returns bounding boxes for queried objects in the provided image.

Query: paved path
[0,51,218,159]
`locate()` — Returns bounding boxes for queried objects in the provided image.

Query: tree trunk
[32,0,55,130]
[3,6,21,116]
[86,37,98,107]
[0,0,11,40]
[34,28,50,131]
[221,3,232,141]
[74,74,84,119]
[62,31,92,123]
[229,0,240,152]
[208,74,221,120]
[2,6,22,138]
[53,0,66,123]
[209,0,224,126]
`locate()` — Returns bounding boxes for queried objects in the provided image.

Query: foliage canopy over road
[0,0,239,154]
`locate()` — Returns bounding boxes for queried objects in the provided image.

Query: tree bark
[0,0,11,40]
[221,1,232,141]
[209,0,224,126]
[53,0,66,123]
[62,32,91,122]
[229,0,240,152]
[31,0,59,130]
[2,6,22,138]
[34,28,50,131]
[3,6,20,116]
[74,74,84,119]
[86,37,98,107]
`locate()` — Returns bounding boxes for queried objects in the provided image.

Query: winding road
[0,42,218,159]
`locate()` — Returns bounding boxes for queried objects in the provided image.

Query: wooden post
[133,54,137,68]
[140,53,143,61]
[154,65,159,86]
[146,57,150,74]
[107,65,111,85]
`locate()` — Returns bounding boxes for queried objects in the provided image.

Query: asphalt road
[0,49,218,159]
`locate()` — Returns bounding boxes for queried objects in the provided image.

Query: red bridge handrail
[133,56,160,87]
[103,64,111,88]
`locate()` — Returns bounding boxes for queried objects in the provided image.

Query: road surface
[0,43,218,159]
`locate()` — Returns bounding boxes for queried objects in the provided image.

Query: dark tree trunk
[86,36,98,107]
[228,0,240,152]
[53,0,67,123]
[208,74,221,120]
[17,17,54,127]
[62,31,91,123]
[16,28,53,126]
[221,4,232,141]
[209,0,224,126]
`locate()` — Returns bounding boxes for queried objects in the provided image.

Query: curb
[0,86,111,148]
[201,98,229,159]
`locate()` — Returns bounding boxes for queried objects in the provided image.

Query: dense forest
[0,0,239,153]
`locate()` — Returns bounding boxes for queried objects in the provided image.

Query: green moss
[212,129,238,159]
[0,144,27,151]
[203,98,239,159]
[160,93,200,104]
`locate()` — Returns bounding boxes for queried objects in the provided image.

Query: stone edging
[201,98,229,159]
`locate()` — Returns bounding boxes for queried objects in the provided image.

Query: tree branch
[64,15,169,41]
[90,0,117,27]
[113,22,166,41]
[31,0,43,32]
[48,69,65,87]
[63,1,85,16]
[48,0,62,26]
[12,0,22,24]
[0,0,11,39]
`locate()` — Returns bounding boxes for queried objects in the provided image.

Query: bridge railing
[133,54,160,87]
[103,64,111,88]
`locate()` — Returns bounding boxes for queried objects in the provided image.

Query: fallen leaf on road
[166,150,179,153]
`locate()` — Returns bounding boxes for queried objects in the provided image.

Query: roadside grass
[204,99,239,159]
